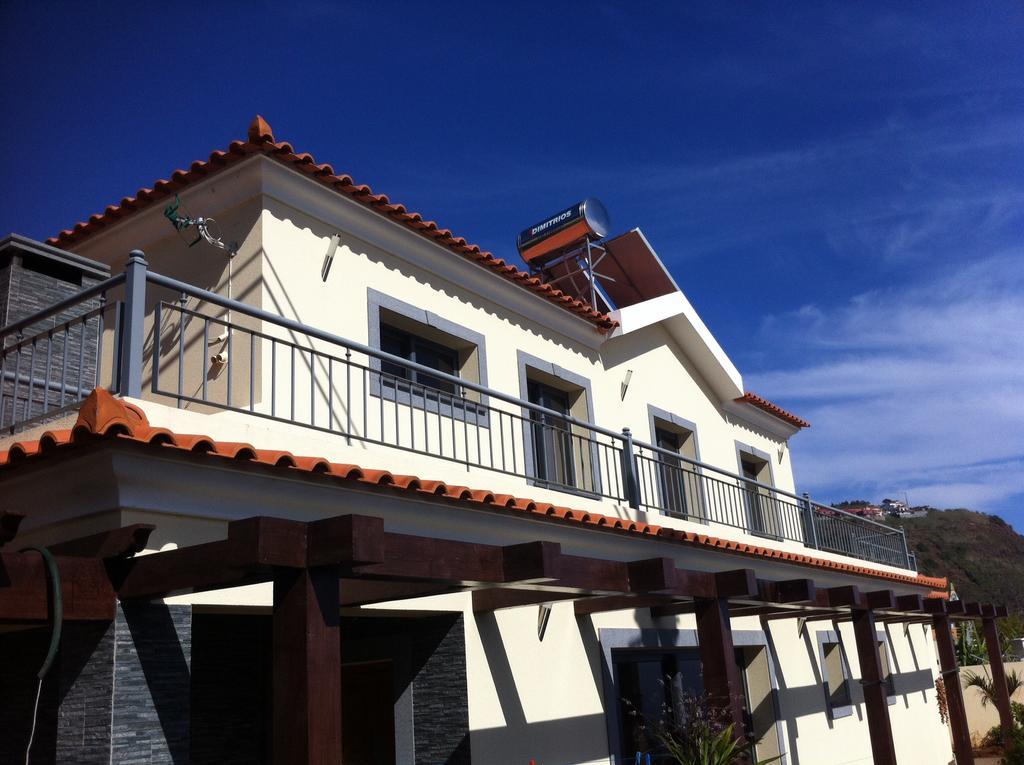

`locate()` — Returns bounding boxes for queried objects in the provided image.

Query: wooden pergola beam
[877,614,932,625]
[117,539,244,599]
[627,557,679,592]
[827,585,865,608]
[763,577,818,604]
[119,516,562,601]
[49,523,156,559]
[575,594,681,617]
[865,589,896,610]
[895,594,924,612]
[0,551,116,621]
[499,541,562,584]
[714,569,759,598]
[474,589,579,612]
[647,569,755,619]
[573,558,690,616]
[962,601,983,617]
[728,578,819,617]
[338,579,462,607]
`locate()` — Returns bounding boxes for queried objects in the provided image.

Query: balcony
[0,252,914,571]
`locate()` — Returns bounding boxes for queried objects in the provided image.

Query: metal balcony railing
[0,251,915,570]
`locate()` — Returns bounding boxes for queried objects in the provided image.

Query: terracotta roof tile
[0,390,947,593]
[49,116,616,333]
[735,391,810,429]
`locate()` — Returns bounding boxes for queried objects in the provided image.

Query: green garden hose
[20,545,63,764]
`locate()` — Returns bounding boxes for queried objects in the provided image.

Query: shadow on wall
[764,623,938,765]
[475,611,612,764]
[263,202,604,361]
[119,603,192,765]
[0,619,114,764]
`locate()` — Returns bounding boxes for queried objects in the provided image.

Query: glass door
[527,380,575,488]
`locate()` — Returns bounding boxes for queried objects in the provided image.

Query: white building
[1,116,1012,765]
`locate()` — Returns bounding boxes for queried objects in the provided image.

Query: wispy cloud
[748,250,1024,526]
[391,105,1024,268]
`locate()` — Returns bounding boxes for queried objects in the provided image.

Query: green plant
[1001,727,1024,765]
[957,621,988,666]
[980,724,1003,748]
[963,669,1024,709]
[628,689,782,765]
[658,722,754,765]
[1013,700,1024,729]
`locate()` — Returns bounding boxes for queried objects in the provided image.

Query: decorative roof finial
[248,115,275,143]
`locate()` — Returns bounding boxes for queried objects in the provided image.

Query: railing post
[118,251,148,398]
[803,492,820,549]
[898,525,912,569]
[620,428,640,509]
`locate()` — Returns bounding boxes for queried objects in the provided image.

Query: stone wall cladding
[111,603,192,764]
[412,614,472,765]
[56,620,117,764]
[0,620,116,764]
[1,254,103,427]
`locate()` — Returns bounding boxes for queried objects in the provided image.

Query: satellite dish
[163,195,236,256]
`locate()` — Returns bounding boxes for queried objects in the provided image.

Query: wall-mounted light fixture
[321,234,341,282]
[620,369,633,401]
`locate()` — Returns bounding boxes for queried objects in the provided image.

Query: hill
[885,509,1024,614]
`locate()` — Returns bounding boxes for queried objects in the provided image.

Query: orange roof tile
[1,390,945,592]
[48,116,616,333]
[735,391,810,429]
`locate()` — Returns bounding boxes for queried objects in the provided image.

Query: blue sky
[2,3,1022,528]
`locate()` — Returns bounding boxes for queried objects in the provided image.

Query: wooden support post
[851,607,897,765]
[981,609,1014,741]
[695,597,747,743]
[931,608,975,765]
[273,565,342,765]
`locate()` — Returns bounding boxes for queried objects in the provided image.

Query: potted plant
[627,688,783,765]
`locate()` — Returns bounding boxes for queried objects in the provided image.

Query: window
[736,445,781,538]
[518,352,598,496]
[878,639,896,699]
[821,639,853,717]
[614,646,773,762]
[736,645,783,762]
[528,380,576,489]
[615,649,703,761]
[380,324,459,396]
[366,290,488,419]
[651,415,703,520]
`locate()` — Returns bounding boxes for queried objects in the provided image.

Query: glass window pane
[528,381,575,487]
[824,642,851,708]
[615,649,704,760]
[380,326,411,383]
[379,324,460,394]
